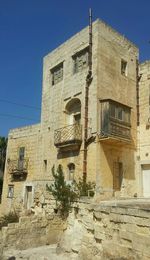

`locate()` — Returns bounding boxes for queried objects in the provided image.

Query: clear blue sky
[0,0,150,136]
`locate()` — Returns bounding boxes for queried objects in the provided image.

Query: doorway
[24,185,33,209]
[113,162,123,191]
[142,165,150,197]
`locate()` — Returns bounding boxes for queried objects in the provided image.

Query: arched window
[65,98,81,125]
[68,163,75,181]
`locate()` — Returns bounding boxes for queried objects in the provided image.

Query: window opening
[44,160,47,172]
[74,113,81,124]
[51,62,63,85]
[73,48,89,74]
[7,185,14,198]
[110,103,130,124]
[24,186,33,209]
[19,147,25,160]
[118,107,123,120]
[68,163,75,181]
[18,147,25,170]
[121,60,127,76]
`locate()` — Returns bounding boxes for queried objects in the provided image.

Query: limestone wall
[1,123,44,213]
[96,20,138,198]
[1,19,140,215]
[40,20,99,183]
[40,19,139,195]
[138,61,150,196]
[0,214,66,258]
[59,200,150,260]
[1,200,150,259]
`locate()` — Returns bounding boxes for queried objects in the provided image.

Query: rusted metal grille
[54,124,82,147]
[8,159,28,174]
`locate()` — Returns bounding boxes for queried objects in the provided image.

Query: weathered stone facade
[1,19,144,214]
[0,213,66,258]
[1,200,150,259]
[58,200,150,260]
[137,61,150,197]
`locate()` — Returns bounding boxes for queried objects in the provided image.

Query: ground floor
[3,244,72,260]
[1,199,150,260]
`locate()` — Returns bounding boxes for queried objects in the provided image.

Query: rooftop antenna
[83,8,93,184]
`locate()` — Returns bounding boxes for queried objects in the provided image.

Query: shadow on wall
[101,142,135,193]
[57,150,80,159]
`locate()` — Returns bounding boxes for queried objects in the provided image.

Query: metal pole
[136,59,140,126]
[83,8,93,183]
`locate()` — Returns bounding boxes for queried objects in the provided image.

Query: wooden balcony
[99,99,131,143]
[54,124,82,150]
[8,159,28,181]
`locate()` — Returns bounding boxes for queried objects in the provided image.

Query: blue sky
[0,0,150,136]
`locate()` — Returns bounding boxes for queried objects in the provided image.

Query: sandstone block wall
[138,61,150,196]
[0,214,66,258]
[1,19,140,215]
[59,200,150,260]
[1,124,43,213]
[41,19,139,197]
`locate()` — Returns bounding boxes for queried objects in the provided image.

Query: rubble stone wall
[59,200,150,260]
[0,200,150,259]
[0,214,66,257]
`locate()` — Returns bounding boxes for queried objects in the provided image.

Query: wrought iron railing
[54,124,82,147]
[8,159,28,175]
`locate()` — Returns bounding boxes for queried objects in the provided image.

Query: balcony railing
[54,124,82,148]
[100,118,131,140]
[8,159,28,180]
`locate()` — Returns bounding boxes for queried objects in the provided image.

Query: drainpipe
[83,8,93,183]
[136,59,140,126]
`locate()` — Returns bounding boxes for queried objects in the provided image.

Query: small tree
[47,165,78,217]
[77,178,95,197]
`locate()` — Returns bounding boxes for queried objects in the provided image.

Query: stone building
[1,19,141,213]
[137,61,150,197]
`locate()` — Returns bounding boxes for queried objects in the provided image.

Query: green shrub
[46,165,78,217]
[77,178,95,197]
[0,211,19,229]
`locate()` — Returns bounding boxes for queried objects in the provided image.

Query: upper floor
[40,19,138,149]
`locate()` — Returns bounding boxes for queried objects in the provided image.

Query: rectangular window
[110,103,130,124]
[18,147,25,170]
[110,103,116,118]
[73,47,89,74]
[44,160,47,172]
[51,62,63,85]
[7,185,14,198]
[19,147,25,160]
[121,59,127,76]
[118,107,123,120]
[124,109,130,123]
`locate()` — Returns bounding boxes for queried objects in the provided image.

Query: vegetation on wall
[77,178,95,197]
[47,165,96,217]
[46,165,78,217]
[0,211,19,230]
